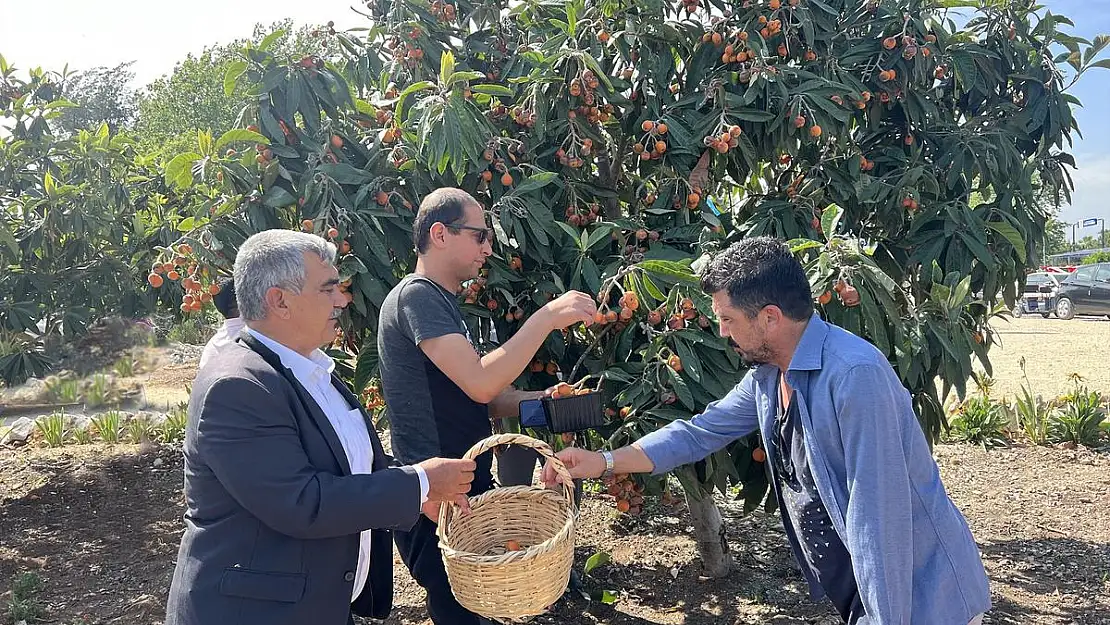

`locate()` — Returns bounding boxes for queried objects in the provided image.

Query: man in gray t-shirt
[378,188,596,625]
[379,273,495,491]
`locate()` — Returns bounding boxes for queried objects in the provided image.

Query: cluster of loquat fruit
[632,120,669,162]
[604,473,645,515]
[147,243,221,313]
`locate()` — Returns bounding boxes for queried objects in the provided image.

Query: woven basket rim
[438,485,577,564]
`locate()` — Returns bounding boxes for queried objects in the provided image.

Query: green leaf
[165,152,201,188]
[950,275,972,308]
[261,185,297,208]
[224,60,248,97]
[1085,35,1110,64]
[318,163,373,185]
[1091,59,1110,70]
[986,221,1026,264]
[43,172,56,199]
[820,204,844,237]
[440,50,456,86]
[640,260,699,285]
[807,0,840,13]
[395,81,435,119]
[584,551,611,575]
[0,222,19,257]
[554,220,580,242]
[258,29,286,52]
[788,238,824,254]
[511,171,559,195]
[729,108,777,122]
[353,340,379,394]
[470,84,514,97]
[585,225,615,250]
[667,367,696,411]
[215,129,269,152]
[672,340,702,383]
[641,274,666,301]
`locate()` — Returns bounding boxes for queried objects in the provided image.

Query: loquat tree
[156,0,1107,575]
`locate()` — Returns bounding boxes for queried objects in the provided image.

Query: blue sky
[1044,1,1110,236]
[1,0,1108,229]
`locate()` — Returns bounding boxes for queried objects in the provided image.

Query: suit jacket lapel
[238,333,353,476]
[330,375,388,472]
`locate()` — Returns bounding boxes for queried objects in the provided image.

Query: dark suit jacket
[165,333,421,625]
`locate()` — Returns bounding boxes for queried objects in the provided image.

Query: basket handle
[436,433,574,532]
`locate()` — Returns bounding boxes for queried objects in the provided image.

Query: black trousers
[394,514,492,625]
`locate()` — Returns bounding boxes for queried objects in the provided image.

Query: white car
[1013,272,1062,318]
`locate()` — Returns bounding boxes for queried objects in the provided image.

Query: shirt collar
[244,326,335,382]
[787,312,828,372]
[752,312,829,382]
[223,317,246,336]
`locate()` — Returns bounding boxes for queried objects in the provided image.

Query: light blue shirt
[636,313,991,624]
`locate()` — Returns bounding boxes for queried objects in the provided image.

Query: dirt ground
[1,316,1108,625]
[1,441,1107,625]
[981,316,1110,399]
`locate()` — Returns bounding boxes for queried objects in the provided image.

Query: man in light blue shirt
[546,237,990,624]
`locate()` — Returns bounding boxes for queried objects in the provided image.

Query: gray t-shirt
[377,274,493,493]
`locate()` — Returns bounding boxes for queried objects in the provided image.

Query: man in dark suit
[166,229,477,625]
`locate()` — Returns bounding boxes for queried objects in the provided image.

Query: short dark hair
[212,278,238,319]
[699,237,813,321]
[413,188,480,253]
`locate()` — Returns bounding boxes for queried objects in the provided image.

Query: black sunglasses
[446,223,493,245]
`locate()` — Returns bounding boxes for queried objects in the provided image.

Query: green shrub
[948,395,1010,449]
[1081,251,1110,265]
[1015,358,1052,445]
[159,403,188,444]
[35,412,67,447]
[7,571,44,623]
[45,376,80,404]
[91,410,122,443]
[1050,379,1106,447]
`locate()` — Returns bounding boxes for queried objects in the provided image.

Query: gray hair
[233,229,337,321]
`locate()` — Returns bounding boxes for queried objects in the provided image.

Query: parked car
[1013,272,1062,318]
[1054,262,1110,320]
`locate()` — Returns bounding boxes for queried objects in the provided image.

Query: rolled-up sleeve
[635,371,760,475]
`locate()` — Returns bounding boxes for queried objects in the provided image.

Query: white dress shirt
[199,318,247,370]
[245,327,429,602]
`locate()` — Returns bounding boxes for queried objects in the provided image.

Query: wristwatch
[600,450,615,480]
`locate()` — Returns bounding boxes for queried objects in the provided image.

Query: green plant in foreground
[91,410,122,443]
[1015,357,1052,446]
[35,411,67,447]
[8,571,44,623]
[159,403,188,444]
[949,395,1009,450]
[1049,374,1106,447]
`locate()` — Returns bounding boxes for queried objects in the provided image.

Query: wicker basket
[436,433,576,622]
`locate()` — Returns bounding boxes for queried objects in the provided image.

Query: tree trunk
[684,490,733,578]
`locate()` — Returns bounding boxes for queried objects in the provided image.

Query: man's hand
[541,448,606,487]
[421,495,471,523]
[539,291,597,330]
[416,457,476,502]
